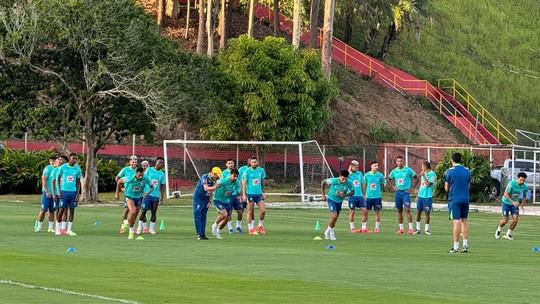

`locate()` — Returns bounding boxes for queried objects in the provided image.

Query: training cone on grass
[326,245,335,251]
[66,247,77,253]
[314,221,321,231]
[94,220,101,226]
[159,219,166,231]
[313,236,323,241]
[532,247,540,253]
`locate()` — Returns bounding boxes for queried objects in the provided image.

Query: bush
[77,155,121,193]
[0,148,55,194]
[435,149,493,203]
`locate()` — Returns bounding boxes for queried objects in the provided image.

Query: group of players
[35,151,529,252]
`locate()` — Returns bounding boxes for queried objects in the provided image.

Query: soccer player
[54,155,68,235]
[444,152,471,253]
[495,172,528,241]
[116,155,138,234]
[388,156,418,234]
[321,170,354,240]
[241,156,267,235]
[193,167,222,240]
[57,153,82,236]
[138,158,166,235]
[362,161,386,233]
[51,156,65,233]
[414,161,436,235]
[347,160,365,233]
[222,159,244,234]
[115,167,153,240]
[211,169,240,239]
[34,155,57,233]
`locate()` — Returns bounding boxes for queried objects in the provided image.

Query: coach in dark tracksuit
[193,167,222,240]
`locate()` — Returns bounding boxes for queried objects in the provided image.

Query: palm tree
[379,0,420,60]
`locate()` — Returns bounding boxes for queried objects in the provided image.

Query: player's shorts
[231,196,246,211]
[40,192,55,212]
[416,197,433,213]
[366,198,382,211]
[142,195,160,210]
[348,196,366,209]
[502,203,519,217]
[53,196,61,210]
[247,194,263,204]
[394,190,411,209]
[448,200,469,220]
[125,196,143,206]
[60,191,78,209]
[327,199,343,214]
[214,200,232,214]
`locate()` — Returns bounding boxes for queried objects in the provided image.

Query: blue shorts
[53,196,61,210]
[60,191,78,209]
[214,200,232,214]
[247,194,263,204]
[348,196,366,209]
[231,197,246,211]
[394,190,411,209]
[125,196,143,206]
[366,198,382,211]
[449,200,469,220]
[502,203,519,217]
[327,199,343,214]
[40,192,55,212]
[142,196,159,210]
[416,197,433,213]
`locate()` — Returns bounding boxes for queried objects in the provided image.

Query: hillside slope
[138,0,461,144]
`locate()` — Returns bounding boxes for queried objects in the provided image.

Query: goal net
[163,140,334,202]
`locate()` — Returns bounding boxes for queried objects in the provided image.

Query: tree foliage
[435,149,493,203]
[204,35,337,141]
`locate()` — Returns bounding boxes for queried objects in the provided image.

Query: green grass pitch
[1,201,539,303]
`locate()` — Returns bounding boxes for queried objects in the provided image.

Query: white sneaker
[495,230,501,240]
[211,223,218,236]
[503,234,514,241]
[215,232,223,240]
[136,227,142,235]
[324,229,330,240]
[424,230,431,235]
[329,231,336,241]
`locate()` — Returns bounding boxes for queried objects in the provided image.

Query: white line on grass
[0,280,141,304]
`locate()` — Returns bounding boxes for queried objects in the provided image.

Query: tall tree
[292,0,302,48]
[206,0,215,55]
[321,0,335,78]
[157,0,166,30]
[0,0,218,202]
[166,0,180,19]
[247,0,255,37]
[196,0,206,54]
[379,0,420,60]
[184,0,191,39]
[309,0,320,48]
[218,0,227,48]
[273,0,280,36]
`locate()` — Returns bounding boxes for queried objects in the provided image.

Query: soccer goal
[162,140,335,202]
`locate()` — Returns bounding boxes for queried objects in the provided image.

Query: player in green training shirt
[321,170,354,240]
[414,161,437,235]
[34,155,57,233]
[211,169,240,239]
[221,159,245,234]
[362,161,386,233]
[495,172,528,240]
[241,156,267,235]
[388,156,418,234]
[137,158,166,235]
[57,153,82,236]
[116,155,138,234]
[347,160,365,233]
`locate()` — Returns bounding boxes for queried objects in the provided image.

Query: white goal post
[162,140,334,202]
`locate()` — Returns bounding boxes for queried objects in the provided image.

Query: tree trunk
[343,9,353,43]
[292,0,302,49]
[81,134,99,203]
[363,27,378,54]
[157,0,166,31]
[219,0,227,49]
[196,0,205,54]
[184,0,191,39]
[206,0,214,56]
[166,0,180,19]
[247,0,255,37]
[273,0,279,36]
[309,0,320,48]
[378,23,397,60]
[321,0,335,79]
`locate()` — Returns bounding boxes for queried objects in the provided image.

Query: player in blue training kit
[444,152,471,253]
[211,169,240,239]
[222,159,245,234]
[321,170,355,241]
[495,172,528,241]
[57,153,82,236]
[347,160,365,233]
[137,158,166,235]
[193,167,222,240]
[362,161,386,233]
[388,156,418,234]
[116,155,138,234]
[35,155,58,233]
[241,156,267,235]
[414,161,437,235]
[115,167,154,240]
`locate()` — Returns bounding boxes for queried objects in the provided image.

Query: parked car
[490,159,540,198]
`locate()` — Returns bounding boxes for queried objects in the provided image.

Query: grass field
[2,200,540,304]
